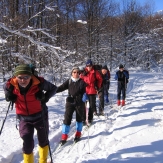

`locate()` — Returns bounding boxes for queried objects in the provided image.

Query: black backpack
[93,65,102,90]
[29,64,38,76]
[93,65,102,71]
[124,69,129,83]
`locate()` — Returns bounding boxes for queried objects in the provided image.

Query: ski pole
[85,100,91,154]
[98,89,104,111]
[11,101,14,110]
[0,101,12,135]
[41,111,53,163]
[85,101,89,125]
[125,77,127,102]
[87,127,91,154]
[112,82,117,107]
[84,99,91,154]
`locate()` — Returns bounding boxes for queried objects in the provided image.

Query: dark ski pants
[98,88,104,112]
[63,102,84,125]
[83,94,96,121]
[103,81,110,96]
[19,114,49,154]
[117,82,126,100]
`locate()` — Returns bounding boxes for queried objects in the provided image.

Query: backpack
[124,69,129,83]
[93,65,102,90]
[93,65,102,71]
[29,64,38,76]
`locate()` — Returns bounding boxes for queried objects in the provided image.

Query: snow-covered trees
[0,0,163,80]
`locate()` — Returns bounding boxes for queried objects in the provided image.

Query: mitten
[35,90,45,101]
[66,96,74,103]
[82,93,89,102]
[5,93,17,102]
[82,70,87,76]
[97,87,103,94]
[42,93,50,103]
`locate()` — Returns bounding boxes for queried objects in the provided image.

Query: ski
[66,122,93,153]
[47,140,69,163]
[66,138,81,153]
[47,121,95,163]
[52,141,67,155]
[48,122,94,162]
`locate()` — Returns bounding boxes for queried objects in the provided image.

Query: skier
[3,64,57,163]
[80,59,103,120]
[98,64,110,115]
[114,64,129,106]
[56,67,86,144]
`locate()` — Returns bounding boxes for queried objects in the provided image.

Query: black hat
[119,64,124,69]
[102,65,108,70]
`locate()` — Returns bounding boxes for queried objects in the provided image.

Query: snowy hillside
[1,68,163,163]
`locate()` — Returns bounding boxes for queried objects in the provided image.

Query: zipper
[24,94,29,115]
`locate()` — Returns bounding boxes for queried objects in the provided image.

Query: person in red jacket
[80,59,103,123]
[3,64,57,163]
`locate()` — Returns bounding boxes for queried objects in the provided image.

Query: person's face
[101,69,107,75]
[119,68,124,72]
[16,74,31,87]
[72,70,80,79]
[86,65,92,71]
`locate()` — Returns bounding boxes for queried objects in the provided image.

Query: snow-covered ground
[1,69,163,163]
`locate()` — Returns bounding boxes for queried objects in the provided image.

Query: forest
[0,0,163,81]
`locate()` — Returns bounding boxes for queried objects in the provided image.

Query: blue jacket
[115,70,129,82]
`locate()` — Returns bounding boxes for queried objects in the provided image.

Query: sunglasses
[86,65,92,67]
[17,76,31,80]
[73,71,80,74]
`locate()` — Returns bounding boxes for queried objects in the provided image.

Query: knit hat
[119,64,124,69]
[86,59,93,66]
[102,64,108,70]
[71,67,80,73]
[14,64,33,76]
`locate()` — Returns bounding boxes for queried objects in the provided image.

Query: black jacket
[115,70,129,83]
[56,78,86,104]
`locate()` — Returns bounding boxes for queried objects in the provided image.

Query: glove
[82,93,89,102]
[5,93,17,102]
[35,90,45,101]
[66,96,74,103]
[97,87,103,94]
[82,70,87,76]
[41,96,49,103]
[35,91,49,103]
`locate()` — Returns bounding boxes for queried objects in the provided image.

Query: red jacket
[5,76,57,115]
[80,68,103,95]
[9,76,42,115]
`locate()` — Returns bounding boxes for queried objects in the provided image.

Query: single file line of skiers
[2,60,129,163]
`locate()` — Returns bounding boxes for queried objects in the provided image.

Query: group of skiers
[3,60,129,163]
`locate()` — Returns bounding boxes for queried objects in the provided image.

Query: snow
[0,38,7,44]
[77,20,87,24]
[1,69,163,163]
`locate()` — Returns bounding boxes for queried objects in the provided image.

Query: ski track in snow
[1,71,163,163]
